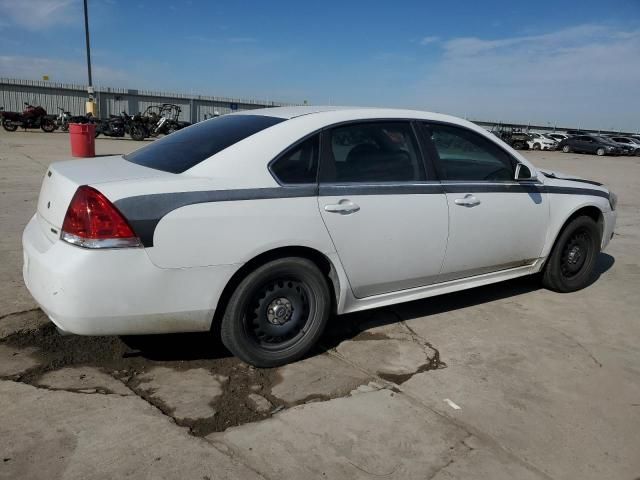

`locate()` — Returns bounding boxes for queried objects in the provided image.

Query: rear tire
[562,145,571,153]
[2,119,18,132]
[533,143,541,151]
[220,257,330,367]
[542,216,600,292]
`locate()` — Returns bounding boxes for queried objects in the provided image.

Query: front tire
[542,216,600,292]
[129,125,146,141]
[533,143,541,151]
[40,118,56,133]
[220,257,330,367]
[596,147,605,156]
[562,145,571,153]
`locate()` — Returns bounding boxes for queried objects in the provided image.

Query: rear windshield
[124,114,285,173]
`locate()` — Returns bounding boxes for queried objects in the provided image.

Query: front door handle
[324,200,360,215]
[454,194,481,207]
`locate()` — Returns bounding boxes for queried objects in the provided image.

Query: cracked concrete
[0,344,40,376]
[133,367,228,421]
[1,133,640,479]
[35,366,132,396]
[270,352,372,404]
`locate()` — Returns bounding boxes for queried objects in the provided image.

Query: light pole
[83,0,96,114]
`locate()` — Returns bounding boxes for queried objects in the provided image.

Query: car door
[318,121,449,298]
[421,122,548,280]
[578,136,596,153]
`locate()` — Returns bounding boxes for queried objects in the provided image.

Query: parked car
[547,133,569,143]
[608,136,640,156]
[527,132,557,150]
[558,134,623,156]
[22,107,617,367]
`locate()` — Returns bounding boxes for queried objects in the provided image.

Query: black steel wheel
[542,215,600,292]
[221,257,330,367]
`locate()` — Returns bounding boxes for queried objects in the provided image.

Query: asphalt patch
[1,322,284,435]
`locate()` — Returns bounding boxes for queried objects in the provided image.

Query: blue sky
[1,0,639,130]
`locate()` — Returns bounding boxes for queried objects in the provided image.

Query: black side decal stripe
[115,186,317,247]
[115,183,608,247]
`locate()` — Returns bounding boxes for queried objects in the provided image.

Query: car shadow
[120,253,615,363]
[120,331,232,361]
[319,252,615,351]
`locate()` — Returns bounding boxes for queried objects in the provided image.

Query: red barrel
[69,123,96,158]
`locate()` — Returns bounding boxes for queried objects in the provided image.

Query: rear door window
[124,114,285,173]
[322,122,425,183]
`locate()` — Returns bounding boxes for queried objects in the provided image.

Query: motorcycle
[55,107,72,132]
[94,112,147,141]
[1,102,56,133]
[143,104,191,137]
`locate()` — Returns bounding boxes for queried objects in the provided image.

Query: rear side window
[124,114,285,173]
[323,122,425,183]
[270,135,319,184]
[426,123,514,181]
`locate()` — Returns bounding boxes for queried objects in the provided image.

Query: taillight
[61,186,141,249]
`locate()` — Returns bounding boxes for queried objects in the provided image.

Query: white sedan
[527,132,558,151]
[23,107,617,366]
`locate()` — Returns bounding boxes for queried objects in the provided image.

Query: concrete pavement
[1,130,639,479]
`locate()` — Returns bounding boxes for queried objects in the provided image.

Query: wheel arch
[543,204,605,261]
[210,245,341,333]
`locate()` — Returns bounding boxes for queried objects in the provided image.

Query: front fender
[541,195,611,259]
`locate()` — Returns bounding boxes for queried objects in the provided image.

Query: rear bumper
[22,215,238,335]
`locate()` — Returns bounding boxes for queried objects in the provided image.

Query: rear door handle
[454,194,481,207]
[324,200,360,215]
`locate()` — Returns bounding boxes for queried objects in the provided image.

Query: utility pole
[83,0,96,114]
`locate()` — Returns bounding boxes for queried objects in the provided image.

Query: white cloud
[419,36,439,45]
[0,0,80,29]
[415,24,640,130]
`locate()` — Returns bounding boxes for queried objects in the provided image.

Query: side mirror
[515,163,536,181]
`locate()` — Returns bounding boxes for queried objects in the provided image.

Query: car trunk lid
[37,155,171,233]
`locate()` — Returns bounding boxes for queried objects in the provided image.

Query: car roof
[234,105,453,121]
[186,105,539,184]
[240,106,359,119]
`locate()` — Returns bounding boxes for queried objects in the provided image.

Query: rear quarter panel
[146,197,336,269]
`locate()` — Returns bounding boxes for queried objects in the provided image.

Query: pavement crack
[0,308,40,322]
[347,459,398,477]
[552,328,603,368]
[391,310,447,370]
[0,378,128,397]
[425,434,473,480]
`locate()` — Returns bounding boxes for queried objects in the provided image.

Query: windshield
[592,136,615,144]
[124,114,285,173]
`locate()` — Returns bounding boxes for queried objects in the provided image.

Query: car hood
[539,169,608,191]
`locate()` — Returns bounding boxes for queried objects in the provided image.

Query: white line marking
[444,398,461,410]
